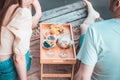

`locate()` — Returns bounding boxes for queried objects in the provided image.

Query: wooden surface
[29,1,86,80]
[39,1,87,27]
[40,23,76,64]
[33,0,87,52]
[40,23,76,80]
[41,64,75,80]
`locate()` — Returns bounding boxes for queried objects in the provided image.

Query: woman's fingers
[82,0,87,7]
[22,0,34,7]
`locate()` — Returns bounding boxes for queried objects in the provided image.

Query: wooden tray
[40,23,76,64]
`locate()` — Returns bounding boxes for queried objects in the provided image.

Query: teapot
[57,34,73,49]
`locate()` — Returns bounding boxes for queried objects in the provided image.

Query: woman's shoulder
[7,7,32,30]
[10,7,32,23]
[16,7,32,18]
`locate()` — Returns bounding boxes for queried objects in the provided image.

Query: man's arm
[32,0,42,29]
[74,62,94,80]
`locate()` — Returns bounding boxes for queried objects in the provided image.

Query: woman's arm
[32,0,42,29]
[21,0,42,29]
[13,55,27,80]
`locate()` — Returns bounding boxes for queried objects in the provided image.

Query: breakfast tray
[40,23,76,64]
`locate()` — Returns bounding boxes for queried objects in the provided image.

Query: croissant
[49,24,64,35]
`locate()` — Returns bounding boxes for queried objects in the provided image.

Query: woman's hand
[22,0,34,7]
[32,15,40,28]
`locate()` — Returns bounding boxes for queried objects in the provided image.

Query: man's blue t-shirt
[77,19,120,80]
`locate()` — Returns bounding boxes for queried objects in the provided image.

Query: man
[75,0,120,80]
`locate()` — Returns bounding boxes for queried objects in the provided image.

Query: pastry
[49,24,64,35]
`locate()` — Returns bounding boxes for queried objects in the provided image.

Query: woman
[32,0,42,29]
[0,0,34,80]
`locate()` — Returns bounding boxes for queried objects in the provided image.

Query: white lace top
[0,8,32,56]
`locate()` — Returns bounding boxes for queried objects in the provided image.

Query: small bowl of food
[42,40,56,49]
[43,24,64,38]
[42,35,57,49]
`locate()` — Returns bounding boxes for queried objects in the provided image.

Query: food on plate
[49,24,64,35]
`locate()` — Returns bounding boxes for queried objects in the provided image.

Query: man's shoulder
[89,19,113,31]
[92,19,113,27]
[87,19,114,35]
